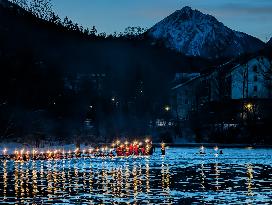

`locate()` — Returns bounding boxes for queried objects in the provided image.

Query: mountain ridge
[267,37,272,46]
[147,6,265,59]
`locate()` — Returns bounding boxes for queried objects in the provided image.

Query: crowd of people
[114,139,155,156]
[0,139,164,161]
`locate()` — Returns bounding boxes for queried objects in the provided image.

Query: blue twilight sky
[51,0,272,42]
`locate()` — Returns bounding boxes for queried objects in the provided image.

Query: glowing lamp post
[164,106,170,112]
[245,103,253,111]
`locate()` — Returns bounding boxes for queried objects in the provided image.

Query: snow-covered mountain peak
[147,6,265,59]
[172,6,217,23]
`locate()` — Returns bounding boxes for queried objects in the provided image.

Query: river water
[0,147,272,204]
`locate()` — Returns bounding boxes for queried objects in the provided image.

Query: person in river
[140,146,145,155]
[153,145,156,153]
[199,146,206,155]
[149,144,153,155]
[161,142,166,155]
[219,150,223,154]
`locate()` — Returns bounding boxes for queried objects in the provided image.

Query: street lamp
[245,103,253,111]
[164,106,170,112]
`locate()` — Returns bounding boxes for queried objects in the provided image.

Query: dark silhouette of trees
[9,0,148,41]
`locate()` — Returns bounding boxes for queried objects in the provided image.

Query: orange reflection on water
[0,156,172,204]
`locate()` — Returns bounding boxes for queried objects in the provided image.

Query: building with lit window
[172,55,272,121]
[171,53,272,140]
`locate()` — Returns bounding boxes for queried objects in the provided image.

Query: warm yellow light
[145,138,150,143]
[165,106,170,111]
[246,103,253,110]
[125,141,128,145]
[116,140,120,145]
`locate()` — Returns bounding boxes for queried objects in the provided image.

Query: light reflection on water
[0,148,272,204]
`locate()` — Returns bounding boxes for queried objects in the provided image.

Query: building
[171,73,210,120]
[229,56,272,99]
[171,54,272,140]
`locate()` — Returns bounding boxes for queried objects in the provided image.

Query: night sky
[51,0,272,42]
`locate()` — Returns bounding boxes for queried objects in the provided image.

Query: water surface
[0,148,272,204]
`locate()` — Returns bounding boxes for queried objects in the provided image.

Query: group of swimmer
[1,144,224,162]
[0,139,167,162]
[114,139,156,156]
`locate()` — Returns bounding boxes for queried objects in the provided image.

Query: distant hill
[0,0,216,140]
[147,6,265,59]
[0,1,211,78]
